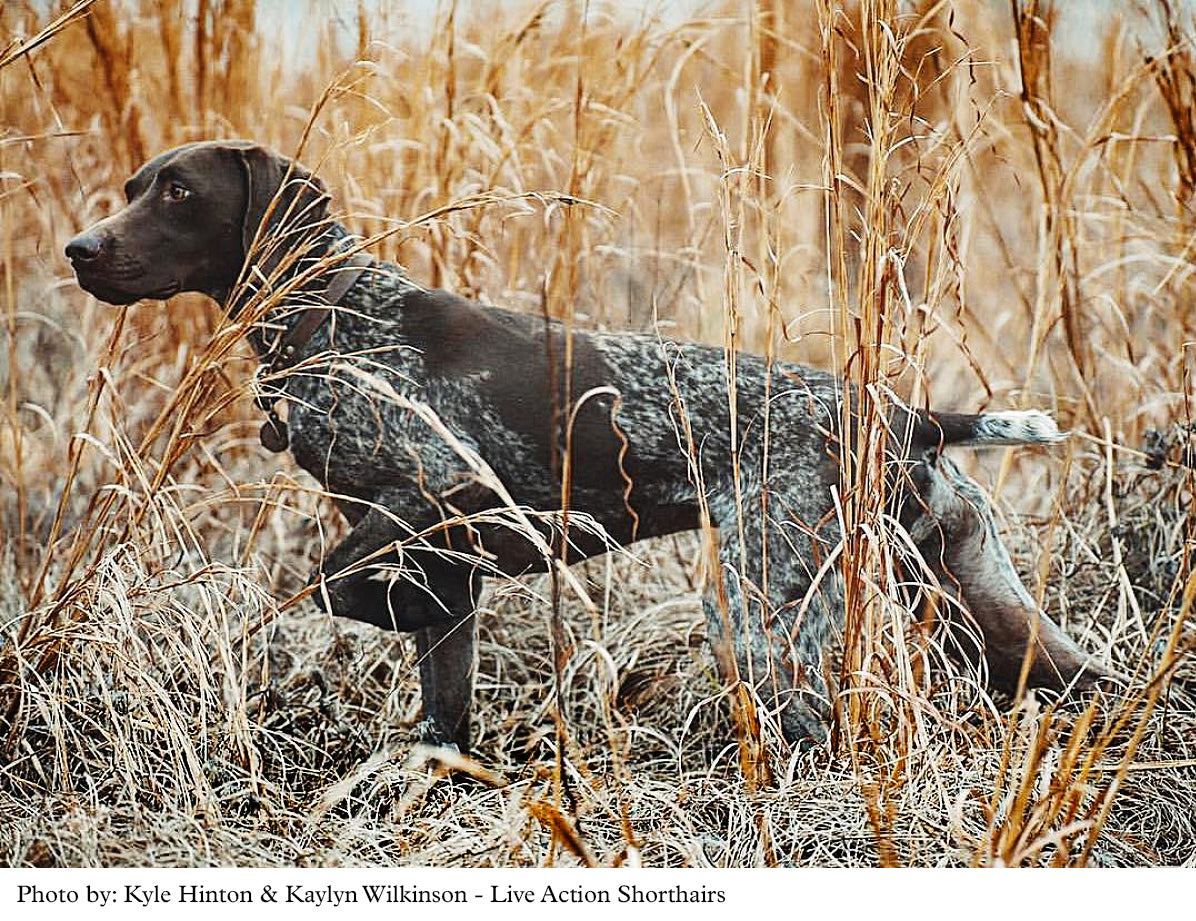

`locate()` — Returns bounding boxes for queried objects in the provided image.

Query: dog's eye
[166,182,191,202]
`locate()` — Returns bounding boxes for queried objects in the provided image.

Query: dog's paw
[411,715,461,752]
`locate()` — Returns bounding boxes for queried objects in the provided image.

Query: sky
[252,0,1181,66]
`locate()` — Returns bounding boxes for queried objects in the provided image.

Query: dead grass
[0,0,1194,867]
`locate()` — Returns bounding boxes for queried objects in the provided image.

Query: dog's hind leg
[703,503,840,746]
[905,452,1111,693]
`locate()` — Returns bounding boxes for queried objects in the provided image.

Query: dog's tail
[915,409,1067,449]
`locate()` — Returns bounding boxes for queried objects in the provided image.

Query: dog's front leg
[415,619,477,751]
[316,497,480,633]
[314,493,482,750]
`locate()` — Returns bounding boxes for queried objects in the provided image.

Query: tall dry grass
[0,0,1194,866]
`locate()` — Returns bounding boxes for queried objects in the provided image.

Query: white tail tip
[974,409,1067,446]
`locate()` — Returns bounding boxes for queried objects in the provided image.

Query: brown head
[65,140,329,307]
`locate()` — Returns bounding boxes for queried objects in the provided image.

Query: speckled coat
[258,225,1098,749]
[66,142,1109,754]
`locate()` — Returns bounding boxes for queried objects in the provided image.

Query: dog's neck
[238,221,375,453]
[231,221,364,360]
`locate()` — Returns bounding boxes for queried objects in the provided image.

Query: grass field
[2,0,1196,866]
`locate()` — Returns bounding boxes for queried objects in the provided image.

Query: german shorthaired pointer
[65,141,1108,751]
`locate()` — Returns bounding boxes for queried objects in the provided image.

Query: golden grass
[0,0,1194,867]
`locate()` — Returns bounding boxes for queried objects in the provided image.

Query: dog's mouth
[70,266,180,305]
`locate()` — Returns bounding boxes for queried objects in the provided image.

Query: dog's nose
[65,232,104,262]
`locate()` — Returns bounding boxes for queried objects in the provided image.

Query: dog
[65,140,1109,751]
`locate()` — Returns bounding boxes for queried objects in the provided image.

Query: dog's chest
[279,328,547,504]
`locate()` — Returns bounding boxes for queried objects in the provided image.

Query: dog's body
[67,142,1109,750]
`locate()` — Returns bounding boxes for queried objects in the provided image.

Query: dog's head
[65,140,329,306]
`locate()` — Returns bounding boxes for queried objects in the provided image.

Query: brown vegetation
[0,0,1194,866]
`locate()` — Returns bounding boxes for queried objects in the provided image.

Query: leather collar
[257,251,374,452]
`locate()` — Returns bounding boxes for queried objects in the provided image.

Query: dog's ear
[233,144,330,277]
